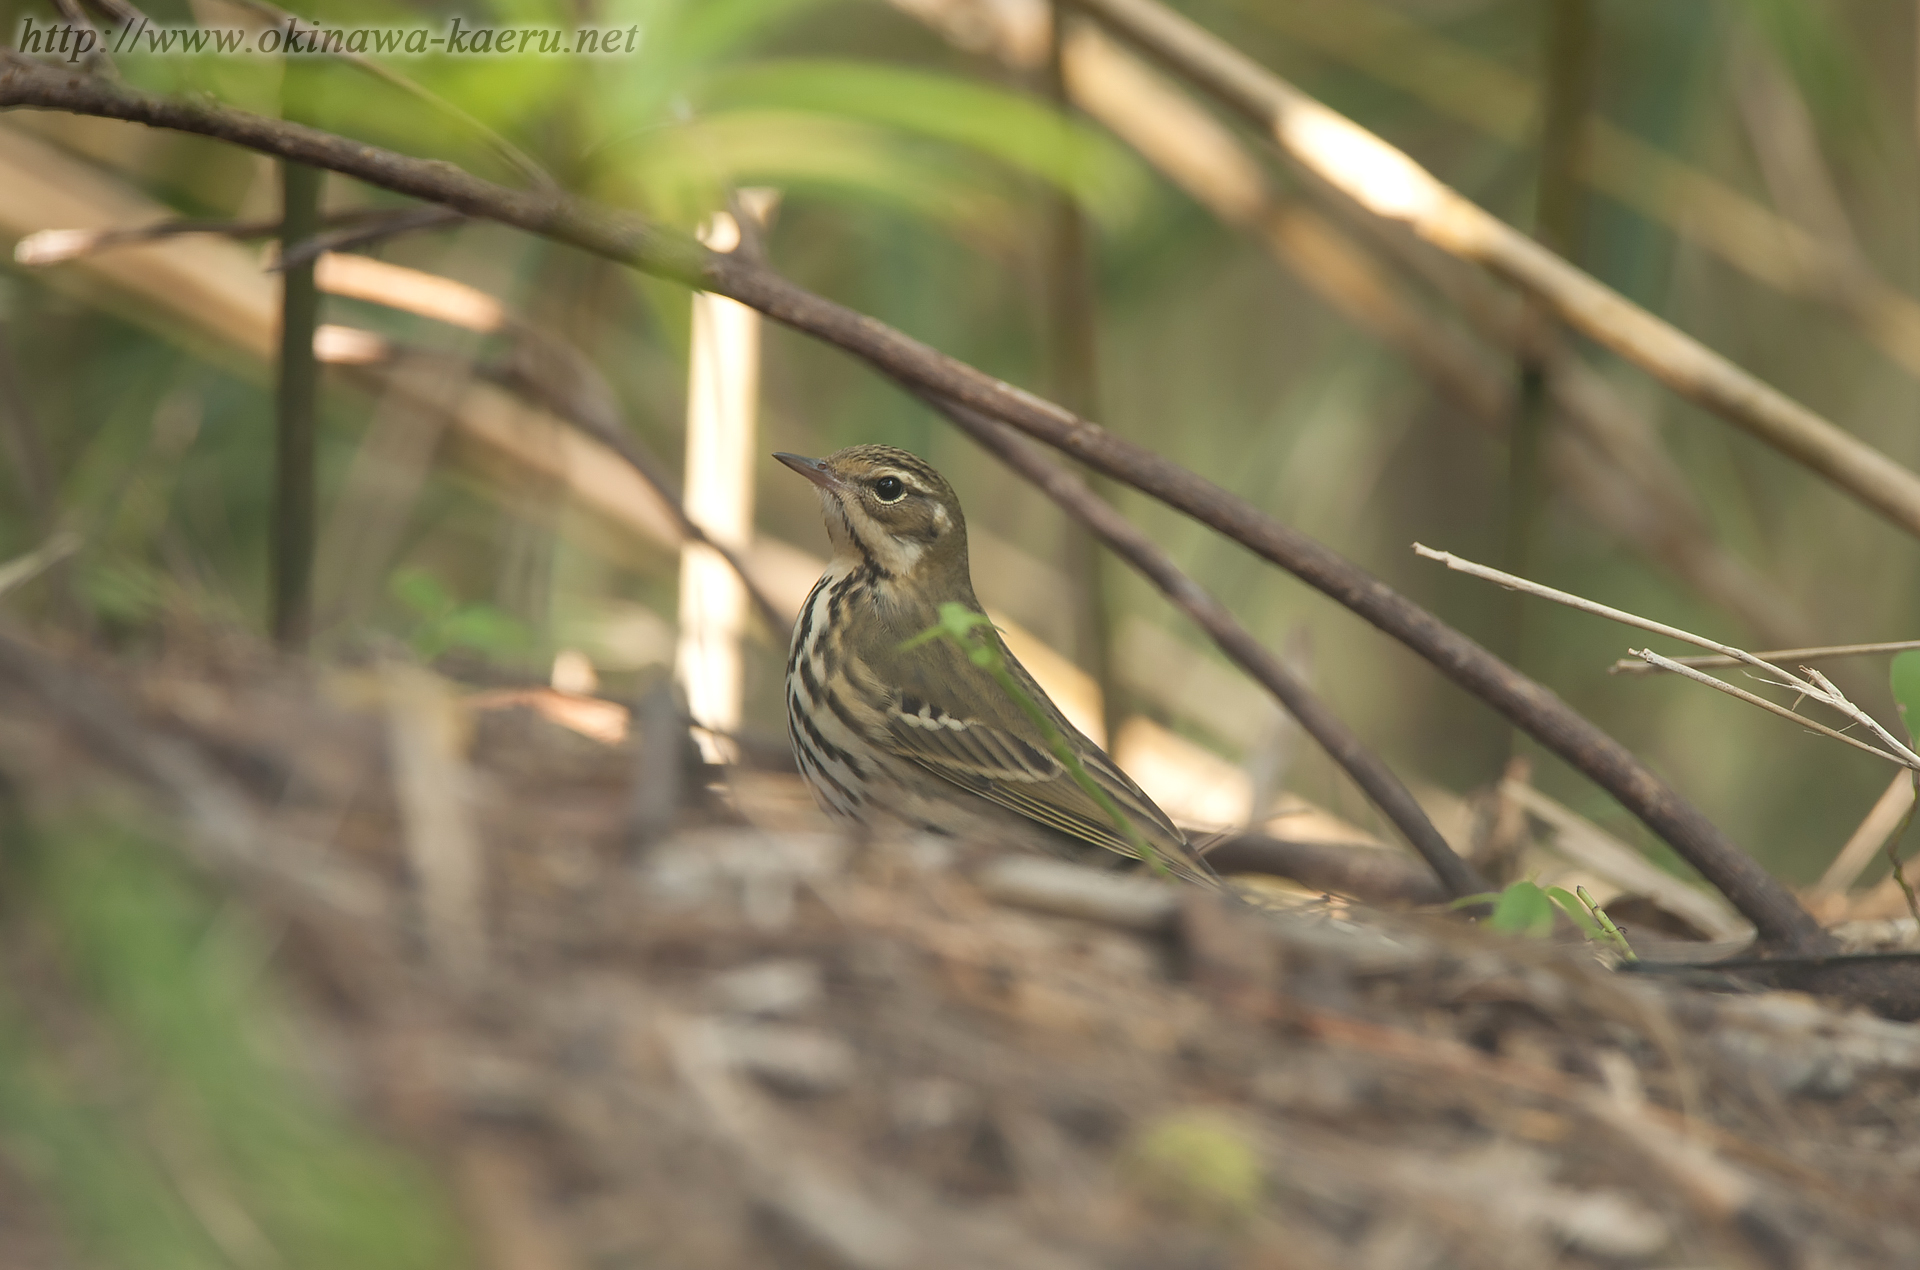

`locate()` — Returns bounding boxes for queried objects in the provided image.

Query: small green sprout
[1454,879,1635,958]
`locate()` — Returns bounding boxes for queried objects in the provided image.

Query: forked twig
[1634,650,1913,769]
[273,205,466,273]
[1611,639,1920,676]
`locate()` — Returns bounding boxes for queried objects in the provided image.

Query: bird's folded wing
[883,695,1188,863]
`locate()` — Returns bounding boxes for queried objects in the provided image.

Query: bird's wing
[867,638,1206,881]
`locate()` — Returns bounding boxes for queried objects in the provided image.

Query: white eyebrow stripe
[877,470,932,495]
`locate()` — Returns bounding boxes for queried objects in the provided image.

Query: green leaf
[391,568,456,622]
[1487,881,1556,938]
[437,605,538,659]
[661,0,832,68]
[1543,885,1602,938]
[603,110,1027,242]
[1890,650,1920,746]
[899,600,993,651]
[701,60,1148,227]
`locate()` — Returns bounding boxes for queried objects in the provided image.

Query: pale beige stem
[1612,640,1920,676]
[380,662,486,984]
[678,206,767,763]
[1814,772,1917,898]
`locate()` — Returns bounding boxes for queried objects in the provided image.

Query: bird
[774,444,1213,885]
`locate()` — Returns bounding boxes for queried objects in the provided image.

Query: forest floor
[1,622,1917,1270]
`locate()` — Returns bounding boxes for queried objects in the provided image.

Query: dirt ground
[1,624,1917,1270]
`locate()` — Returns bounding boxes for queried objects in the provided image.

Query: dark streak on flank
[821,683,867,740]
[792,688,865,777]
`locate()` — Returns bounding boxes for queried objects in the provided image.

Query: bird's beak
[774,452,843,493]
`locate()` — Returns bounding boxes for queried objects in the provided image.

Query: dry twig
[11,207,438,265]
[1416,544,1920,771]
[1612,640,1920,677]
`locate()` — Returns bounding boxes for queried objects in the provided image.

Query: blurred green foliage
[0,812,462,1269]
[1891,650,1920,746]
[391,564,537,661]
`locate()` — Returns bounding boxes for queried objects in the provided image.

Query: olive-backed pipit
[776,444,1210,885]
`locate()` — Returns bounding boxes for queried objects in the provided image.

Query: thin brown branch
[0,50,1829,950]
[1632,650,1914,769]
[1417,542,1920,769]
[1063,0,1920,542]
[12,208,397,265]
[272,204,465,273]
[1201,833,1451,907]
[50,0,116,77]
[930,393,1490,901]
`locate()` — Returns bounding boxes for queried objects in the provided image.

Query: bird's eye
[873,475,906,503]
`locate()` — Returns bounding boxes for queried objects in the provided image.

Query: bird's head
[775,445,970,585]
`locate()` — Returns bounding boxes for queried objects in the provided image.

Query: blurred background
[3,0,1920,1260]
